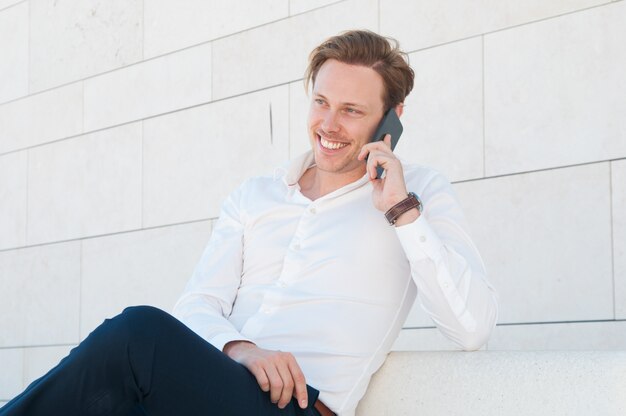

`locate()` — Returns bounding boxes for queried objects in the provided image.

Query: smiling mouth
[319,135,349,150]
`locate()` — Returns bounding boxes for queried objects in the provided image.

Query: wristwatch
[385,192,422,225]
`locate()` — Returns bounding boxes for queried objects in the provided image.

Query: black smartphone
[369,108,403,178]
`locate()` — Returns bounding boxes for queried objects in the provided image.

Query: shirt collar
[273,150,371,199]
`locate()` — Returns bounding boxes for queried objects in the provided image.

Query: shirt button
[309,207,317,214]
[419,236,426,242]
[293,243,301,250]
[278,281,287,288]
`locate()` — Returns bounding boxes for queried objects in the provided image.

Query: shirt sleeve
[172,182,253,352]
[394,171,498,351]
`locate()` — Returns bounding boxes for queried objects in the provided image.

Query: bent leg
[0,306,320,416]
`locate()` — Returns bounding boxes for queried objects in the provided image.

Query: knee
[119,305,170,327]
[104,306,171,347]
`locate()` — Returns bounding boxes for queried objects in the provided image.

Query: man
[0,30,497,416]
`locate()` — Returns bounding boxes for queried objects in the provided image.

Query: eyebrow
[314,93,368,110]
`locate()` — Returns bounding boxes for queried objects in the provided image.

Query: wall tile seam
[396,0,616,57]
[0,218,215,254]
[609,162,616,319]
[2,158,622,251]
[0,343,77,350]
[7,0,606,115]
[403,318,626,331]
[288,0,345,17]
[140,121,144,229]
[0,0,25,13]
[481,35,486,178]
[0,0,616,108]
[0,0,346,106]
[0,79,302,159]
[24,149,29,248]
[78,240,83,344]
[453,158,626,185]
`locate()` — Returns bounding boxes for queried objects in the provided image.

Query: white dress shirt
[173,151,498,416]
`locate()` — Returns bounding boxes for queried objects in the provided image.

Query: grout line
[0,343,78,351]
[402,1,616,56]
[80,81,85,137]
[451,156,626,185]
[496,318,626,326]
[26,0,30,96]
[78,240,83,342]
[609,162,616,319]
[481,34,486,178]
[1,0,614,109]
[24,149,29,246]
[269,103,273,145]
[287,84,291,158]
[0,0,344,109]
[141,0,145,60]
[0,78,302,159]
[140,120,144,229]
[0,0,26,13]
[209,42,213,101]
[402,318,626,330]
[0,2,618,156]
[0,217,216,254]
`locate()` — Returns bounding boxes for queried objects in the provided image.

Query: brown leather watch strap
[384,192,422,225]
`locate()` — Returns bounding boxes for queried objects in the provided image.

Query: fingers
[246,350,307,409]
[289,359,308,409]
[358,134,397,179]
[357,134,392,161]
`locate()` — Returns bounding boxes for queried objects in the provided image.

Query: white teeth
[320,136,348,150]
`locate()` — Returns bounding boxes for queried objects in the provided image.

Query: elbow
[456,305,498,351]
[457,327,491,351]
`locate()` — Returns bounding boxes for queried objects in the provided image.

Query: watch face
[409,192,423,213]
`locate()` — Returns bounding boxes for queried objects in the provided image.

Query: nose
[321,110,340,133]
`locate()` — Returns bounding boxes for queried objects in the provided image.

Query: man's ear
[394,103,404,118]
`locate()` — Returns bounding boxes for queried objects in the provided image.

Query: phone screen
[370,109,403,178]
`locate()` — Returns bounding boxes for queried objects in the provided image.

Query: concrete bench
[356,351,626,415]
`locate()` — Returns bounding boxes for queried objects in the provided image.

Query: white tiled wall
[455,163,614,324]
[144,0,289,59]
[1,0,624,403]
[396,37,484,182]
[27,123,142,245]
[0,83,83,154]
[83,43,212,131]
[0,1,27,103]
[142,85,289,225]
[0,151,27,250]
[484,1,626,176]
[0,242,81,347]
[80,221,212,337]
[29,0,143,93]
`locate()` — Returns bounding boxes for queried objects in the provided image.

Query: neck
[299,165,366,200]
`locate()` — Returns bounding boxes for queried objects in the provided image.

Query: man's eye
[314,99,325,105]
[345,108,359,114]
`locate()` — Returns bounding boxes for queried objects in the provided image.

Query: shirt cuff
[394,214,444,262]
[209,332,254,352]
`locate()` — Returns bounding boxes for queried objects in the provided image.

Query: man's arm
[359,136,498,350]
[173,181,309,409]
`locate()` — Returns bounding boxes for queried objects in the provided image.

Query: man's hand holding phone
[358,108,421,226]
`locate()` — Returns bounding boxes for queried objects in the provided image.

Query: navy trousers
[0,306,321,416]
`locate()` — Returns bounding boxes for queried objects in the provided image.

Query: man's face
[307,59,386,177]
